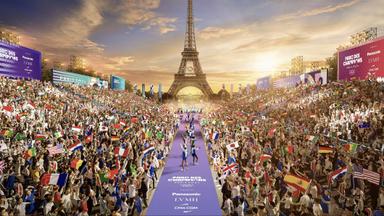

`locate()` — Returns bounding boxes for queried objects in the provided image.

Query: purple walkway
[147,116,221,216]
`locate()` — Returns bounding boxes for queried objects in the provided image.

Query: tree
[326,52,338,82]
[41,59,52,82]
[125,80,133,92]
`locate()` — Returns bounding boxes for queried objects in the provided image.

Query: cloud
[199,27,245,39]
[111,0,177,34]
[105,56,135,70]
[234,34,310,51]
[276,0,360,21]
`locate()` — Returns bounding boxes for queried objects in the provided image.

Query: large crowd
[0,77,179,215]
[202,79,384,216]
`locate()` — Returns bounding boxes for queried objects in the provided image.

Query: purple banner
[256,76,270,90]
[0,41,42,80]
[338,37,384,80]
[273,75,300,88]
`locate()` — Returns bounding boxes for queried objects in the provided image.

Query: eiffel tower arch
[168,0,214,99]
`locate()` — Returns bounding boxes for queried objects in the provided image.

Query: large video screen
[256,76,270,90]
[338,37,384,80]
[110,75,125,90]
[0,41,41,80]
[52,69,99,86]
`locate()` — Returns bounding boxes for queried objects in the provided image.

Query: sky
[0,0,383,92]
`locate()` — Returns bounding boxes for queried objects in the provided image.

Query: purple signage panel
[256,76,270,90]
[273,75,300,88]
[0,41,42,80]
[338,37,384,80]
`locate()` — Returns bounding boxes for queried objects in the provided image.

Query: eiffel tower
[167,0,214,98]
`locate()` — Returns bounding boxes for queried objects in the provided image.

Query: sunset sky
[1,0,383,91]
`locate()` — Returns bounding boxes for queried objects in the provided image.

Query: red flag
[268,128,276,137]
[2,106,13,112]
[85,135,93,143]
[131,117,139,124]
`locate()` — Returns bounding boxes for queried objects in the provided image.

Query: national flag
[48,144,64,156]
[25,147,37,158]
[119,120,126,126]
[70,159,84,170]
[15,133,26,141]
[284,145,294,154]
[68,141,83,152]
[85,135,93,143]
[16,112,28,120]
[111,136,120,142]
[226,141,239,151]
[156,131,164,140]
[319,146,333,154]
[44,104,53,110]
[328,167,347,183]
[26,101,36,109]
[99,125,108,132]
[71,126,82,133]
[344,143,358,153]
[353,165,380,185]
[112,123,121,129]
[54,131,63,138]
[40,173,68,187]
[259,154,272,164]
[268,128,276,137]
[99,173,109,183]
[108,169,119,179]
[3,129,14,138]
[145,130,153,139]
[307,135,319,143]
[284,174,311,192]
[142,146,155,157]
[114,147,129,158]
[213,132,219,140]
[34,134,46,141]
[221,163,239,177]
[2,105,13,113]
[131,117,139,124]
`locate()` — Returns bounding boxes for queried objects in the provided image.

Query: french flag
[71,126,82,133]
[142,146,155,157]
[68,141,83,152]
[40,173,68,187]
[114,147,129,158]
[328,167,347,183]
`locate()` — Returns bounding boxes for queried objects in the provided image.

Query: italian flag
[284,145,294,154]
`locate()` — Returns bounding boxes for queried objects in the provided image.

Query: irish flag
[284,174,311,192]
[319,146,333,154]
[70,159,84,170]
[344,143,358,153]
[68,141,83,152]
[114,147,129,158]
[328,167,347,183]
[25,147,37,158]
[40,173,68,187]
[71,126,82,133]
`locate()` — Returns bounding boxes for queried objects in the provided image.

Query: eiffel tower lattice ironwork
[167,0,214,98]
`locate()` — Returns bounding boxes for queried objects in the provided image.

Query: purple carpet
[147,115,221,216]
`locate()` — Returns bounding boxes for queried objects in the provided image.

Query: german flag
[319,146,333,154]
[111,136,120,142]
[284,174,311,192]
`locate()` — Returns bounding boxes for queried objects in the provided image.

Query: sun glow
[251,52,280,74]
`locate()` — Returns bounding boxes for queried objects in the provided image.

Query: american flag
[353,164,380,185]
[48,144,64,156]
